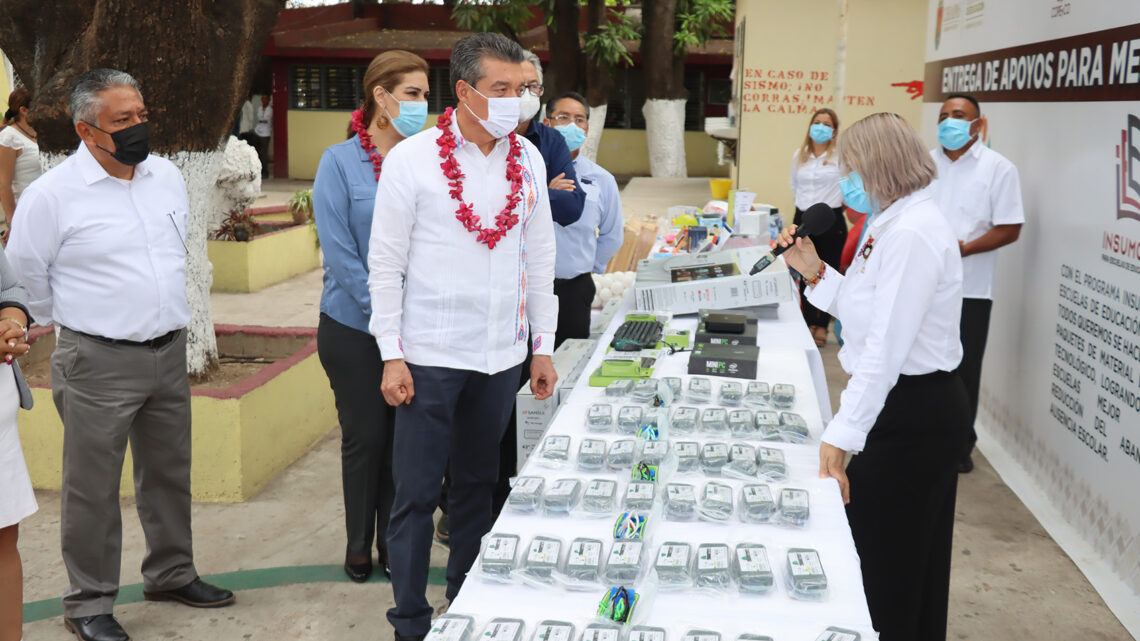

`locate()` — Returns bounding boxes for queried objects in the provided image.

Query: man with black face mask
[7,68,233,641]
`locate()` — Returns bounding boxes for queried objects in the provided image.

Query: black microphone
[749,202,835,274]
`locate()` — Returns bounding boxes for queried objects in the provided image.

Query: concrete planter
[208,221,320,293]
[17,325,336,502]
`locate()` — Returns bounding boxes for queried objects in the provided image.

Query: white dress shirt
[6,144,191,341]
[254,104,273,138]
[929,142,1025,300]
[789,148,843,210]
[368,117,557,374]
[554,155,624,279]
[806,189,963,453]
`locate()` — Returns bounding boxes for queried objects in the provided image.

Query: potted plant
[288,188,314,225]
[213,208,262,242]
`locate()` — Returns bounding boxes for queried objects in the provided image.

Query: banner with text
[924,0,1140,615]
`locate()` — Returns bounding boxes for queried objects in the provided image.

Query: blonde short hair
[837,113,936,209]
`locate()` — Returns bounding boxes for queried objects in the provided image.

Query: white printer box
[633,245,794,314]
[514,338,596,471]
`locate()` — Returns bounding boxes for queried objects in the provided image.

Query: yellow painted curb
[209,224,320,293]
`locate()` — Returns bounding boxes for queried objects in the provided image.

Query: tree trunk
[546,0,583,98]
[0,0,284,376]
[581,0,613,163]
[641,0,688,177]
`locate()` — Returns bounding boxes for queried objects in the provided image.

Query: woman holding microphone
[778,112,968,641]
[313,50,429,584]
[789,108,847,346]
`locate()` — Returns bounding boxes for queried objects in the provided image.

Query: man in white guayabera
[367,34,558,641]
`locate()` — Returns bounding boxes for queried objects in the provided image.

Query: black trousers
[554,272,596,349]
[386,362,522,636]
[955,298,992,457]
[252,134,271,178]
[317,314,396,560]
[845,370,968,641]
[793,206,848,328]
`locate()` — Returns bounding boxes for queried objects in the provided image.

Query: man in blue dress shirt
[544,91,624,345]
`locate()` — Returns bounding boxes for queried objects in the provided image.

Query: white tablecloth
[449,293,875,641]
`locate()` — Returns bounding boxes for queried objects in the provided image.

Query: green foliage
[673,0,734,55]
[451,0,536,40]
[287,188,314,223]
[584,2,640,68]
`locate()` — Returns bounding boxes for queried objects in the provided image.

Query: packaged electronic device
[588,403,615,432]
[479,533,521,580]
[582,479,618,514]
[543,479,583,516]
[739,484,776,523]
[506,477,545,512]
[663,483,697,520]
[654,541,693,586]
[785,548,828,600]
[700,407,730,434]
[700,442,729,475]
[578,439,608,471]
[733,543,774,593]
[675,441,700,473]
[425,614,476,641]
[695,543,732,590]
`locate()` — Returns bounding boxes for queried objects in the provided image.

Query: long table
[449,293,876,640]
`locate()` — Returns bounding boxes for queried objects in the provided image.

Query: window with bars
[289,63,455,112]
[603,69,707,131]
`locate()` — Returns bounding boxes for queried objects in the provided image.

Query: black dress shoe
[64,614,130,641]
[959,455,975,473]
[143,577,235,607]
[345,551,373,583]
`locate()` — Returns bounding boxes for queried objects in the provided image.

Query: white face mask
[463,83,521,139]
[518,89,541,124]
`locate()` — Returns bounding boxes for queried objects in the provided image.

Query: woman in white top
[789,108,846,346]
[0,88,42,240]
[778,113,968,641]
[0,244,34,641]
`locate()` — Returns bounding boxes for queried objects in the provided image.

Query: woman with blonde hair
[789,107,847,346]
[777,112,968,641]
[0,88,42,241]
[312,49,430,583]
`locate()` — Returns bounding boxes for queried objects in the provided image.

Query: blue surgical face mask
[386,89,428,138]
[809,123,833,144]
[840,171,873,215]
[937,117,975,151]
[555,123,586,151]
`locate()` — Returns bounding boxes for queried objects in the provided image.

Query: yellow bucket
[709,178,732,200]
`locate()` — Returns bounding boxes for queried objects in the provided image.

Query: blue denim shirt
[313,135,379,334]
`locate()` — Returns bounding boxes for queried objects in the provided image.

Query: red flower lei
[435,107,524,250]
[350,109,383,181]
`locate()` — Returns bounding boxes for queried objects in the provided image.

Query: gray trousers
[386,362,523,637]
[53,327,197,617]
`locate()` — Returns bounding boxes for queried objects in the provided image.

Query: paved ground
[15,179,1133,640]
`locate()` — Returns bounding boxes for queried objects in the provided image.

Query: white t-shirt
[0,126,41,203]
[929,142,1025,300]
[789,148,843,210]
[254,104,273,138]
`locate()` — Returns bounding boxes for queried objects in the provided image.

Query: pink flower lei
[435,107,524,250]
[350,109,384,181]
